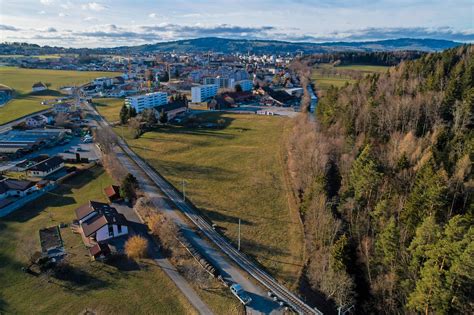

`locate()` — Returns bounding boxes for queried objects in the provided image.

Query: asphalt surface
[85,101,321,315]
[113,202,214,315]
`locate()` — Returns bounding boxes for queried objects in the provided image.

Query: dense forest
[307,51,426,66]
[288,45,473,314]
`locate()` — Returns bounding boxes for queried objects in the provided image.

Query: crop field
[0,167,196,314]
[0,67,118,125]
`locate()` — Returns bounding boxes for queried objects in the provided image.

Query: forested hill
[288,45,473,313]
[0,38,461,55]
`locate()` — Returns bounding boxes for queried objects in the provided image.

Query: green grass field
[110,112,305,288]
[311,63,389,92]
[0,67,118,125]
[93,98,124,123]
[336,64,390,73]
[0,167,196,315]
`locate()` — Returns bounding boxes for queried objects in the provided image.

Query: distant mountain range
[0,37,463,56]
[106,37,462,54]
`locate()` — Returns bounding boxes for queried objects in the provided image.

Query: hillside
[0,38,462,56]
[288,45,473,313]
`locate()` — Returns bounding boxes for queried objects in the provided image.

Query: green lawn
[0,67,118,125]
[93,98,124,123]
[118,113,305,288]
[0,167,196,315]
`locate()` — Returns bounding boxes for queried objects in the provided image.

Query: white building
[191,84,218,103]
[32,82,47,92]
[235,80,253,92]
[203,77,235,89]
[125,91,168,113]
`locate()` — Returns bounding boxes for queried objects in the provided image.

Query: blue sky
[0,0,473,47]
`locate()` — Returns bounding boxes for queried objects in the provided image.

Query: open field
[336,64,390,73]
[116,112,305,288]
[0,167,196,315]
[93,97,123,123]
[0,67,118,125]
[311,63,389,92]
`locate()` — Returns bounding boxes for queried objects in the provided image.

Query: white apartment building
[125,91,168,113]
[203,77,235,89]
[235,80,253,92]
[191,84,218,103]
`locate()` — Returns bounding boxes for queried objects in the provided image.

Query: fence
[0,184,57,218]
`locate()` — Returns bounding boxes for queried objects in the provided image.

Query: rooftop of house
[0,178,36,194]
[76,201,128,237]
[27,156,63,172]
[32,82,47,88]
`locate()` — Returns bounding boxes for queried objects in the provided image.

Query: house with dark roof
[32,82,47,92]
[39,226,66,260]
[75,201,129,244]
[0,178,37,201]
[26,156,64,178]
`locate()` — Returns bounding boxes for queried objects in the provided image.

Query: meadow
[0,166,196,314]
[0,67,118,125]
[95,108,306,289]
[311,63,389,92]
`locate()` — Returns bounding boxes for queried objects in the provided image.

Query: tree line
[287,45,473,313]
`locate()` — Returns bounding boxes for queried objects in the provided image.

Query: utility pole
[238,218,241,251]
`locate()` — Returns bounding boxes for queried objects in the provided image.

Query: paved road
[113,202,214,315]
[85,101,321,315]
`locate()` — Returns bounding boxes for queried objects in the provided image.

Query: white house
[204,77,235,89]
[125,91,168,113]
[191,84,218,103]
[26,156,64,178]
[75,201,129,243]
[32,82,47,92]
[25,115,49,128]
[0,178,38,200]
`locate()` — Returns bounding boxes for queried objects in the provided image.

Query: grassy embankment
[311,63,389,92]
[0,67,117,125]
[94,102,305,288]
[0,167,196,314]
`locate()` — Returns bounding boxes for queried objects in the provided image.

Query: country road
[85,100,322,315]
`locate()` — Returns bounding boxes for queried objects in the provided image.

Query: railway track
[88,101,322,314]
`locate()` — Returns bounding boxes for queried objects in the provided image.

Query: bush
[125,235,149,259]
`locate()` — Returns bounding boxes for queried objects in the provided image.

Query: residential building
[204,77,235,89]
[235,80,253,92]
[0,177,37,200]
[75,201,129,243]
[191,84,218,103]
[125,91,168,113]
[26,156,64,178]
[32,82,47,92]
[25,115,49,128]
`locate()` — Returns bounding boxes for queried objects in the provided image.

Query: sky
[0,0,473,48]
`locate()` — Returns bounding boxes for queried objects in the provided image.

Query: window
[108,225,114,237]
[117,225,122,234]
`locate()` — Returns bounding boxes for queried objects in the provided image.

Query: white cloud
[58,12,68,17]
[149,13,157,18]
[40,0,54,5]
[38,10,46,15]
[84,16,98,22]
[60,1,73,10]
[82,2,106,12]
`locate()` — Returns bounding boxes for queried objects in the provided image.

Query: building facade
[125,91,168,113]
[191,84,219,103]
[235,80,253,92]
